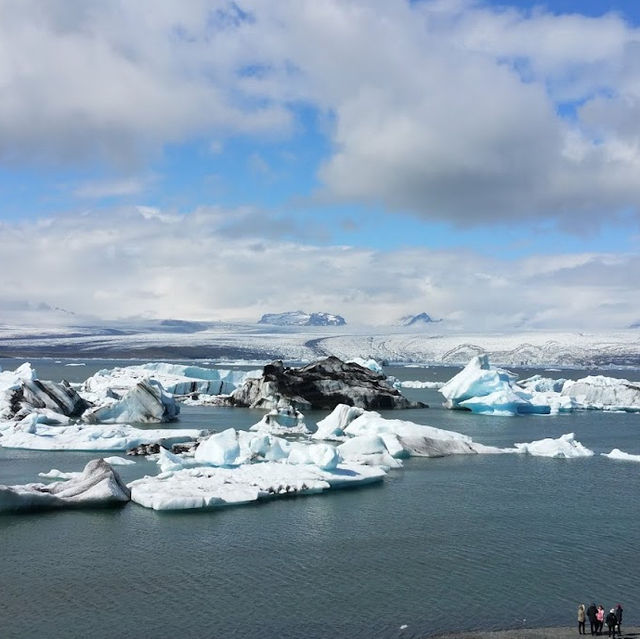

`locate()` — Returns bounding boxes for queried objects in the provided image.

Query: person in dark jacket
[587,603,598,635]
[615,604,623,634]
[606,609,617,637]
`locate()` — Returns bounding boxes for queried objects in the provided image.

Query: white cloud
[1,1,640,227]
[73,177,149,199]
[0,207,636,330]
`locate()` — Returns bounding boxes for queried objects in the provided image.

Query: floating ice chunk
[315,404,485,461]
[513,433,593,458]
[337,435,403,469]
[395,380,444,390]
[194,428,241,466]
[287,442,341,470]
[128,462,386,511]
[440,355,517,408]
[602,449,640,462]
[0,459,130,513]
[157,447,194,473]
[313,404,365,440]
[81,363,255,400]
[518,374,566,393]
[102,456,136,466]
[38,469,81,480]
[561,376,640,411]
[0,423,202,451]
[83,380,179,424]
[459,388,549,416]
[250,400,309,435]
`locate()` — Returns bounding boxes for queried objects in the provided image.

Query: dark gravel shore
[429,628,639,639]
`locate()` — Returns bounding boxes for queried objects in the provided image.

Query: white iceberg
[102,456,136,466]
[128,461,385,511]
[250,400,309,435]
[440,355,517,408]
[513,433,593,458]
[458,387,550,416]
[396,380,444,390]
[0,423,203,451]
[561,376,640,411]
[38,469,81,480]
[313,404,364,440]
[313,404,503,464]
[0,459,130,512]
[602,449,640,462]
[82,380,179,424]
[81,363,256,400]
[518,374,567,393]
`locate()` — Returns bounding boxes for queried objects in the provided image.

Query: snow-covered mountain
[399,312,436,326]
[258,311,346,327]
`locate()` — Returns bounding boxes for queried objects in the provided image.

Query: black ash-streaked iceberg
[0,459,130,513]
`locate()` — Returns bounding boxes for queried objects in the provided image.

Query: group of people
[578,603,623,636]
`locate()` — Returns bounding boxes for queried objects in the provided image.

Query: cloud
[0,207,636,330]
[1,1,640,229]
[73,177,150,199]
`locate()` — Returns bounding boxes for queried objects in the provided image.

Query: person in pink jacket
[596,605,605,635]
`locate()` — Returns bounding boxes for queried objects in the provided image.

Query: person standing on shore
[615,604,623,635]
[587,603,598,635]
[578,604,587,635]
[597,605,605,635]
[606,609,617,637]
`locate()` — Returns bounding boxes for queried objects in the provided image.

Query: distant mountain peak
[399,312,435,326]
[258,310,346,327]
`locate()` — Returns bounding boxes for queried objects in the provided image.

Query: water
[1,359,639,639]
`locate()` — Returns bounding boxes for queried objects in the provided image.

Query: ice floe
[513,433,593,458]
[601,449,640,462]
[395,380,444,390]
[128,461,385,511]
[0,459,130,512]
[0,423,203,451]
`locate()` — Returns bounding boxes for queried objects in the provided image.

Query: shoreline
[428,628,639,639]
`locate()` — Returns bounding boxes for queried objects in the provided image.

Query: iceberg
[513,433,593,458]
[313,404,501,463]
[128,461,385,511]
[313,404,364,440]
[440,355,517,408]
[561,376,640,411]
[0,362,89,421]
[0,459,130,513]
[249,400,309,435]
[102,456,136,466]
[0,423,203,451]
[81,363,255,400]
[458,387,550,416]
[38,469,81,480]
[602,449,640,462]
[396,380,444,390]
[82,380,179,424]
[518,374,567,393]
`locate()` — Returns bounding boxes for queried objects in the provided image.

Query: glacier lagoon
[2,359,640,639]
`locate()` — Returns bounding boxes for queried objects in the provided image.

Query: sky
[0,0,639,330]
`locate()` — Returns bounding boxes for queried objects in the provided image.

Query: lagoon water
[1,359,639,639]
